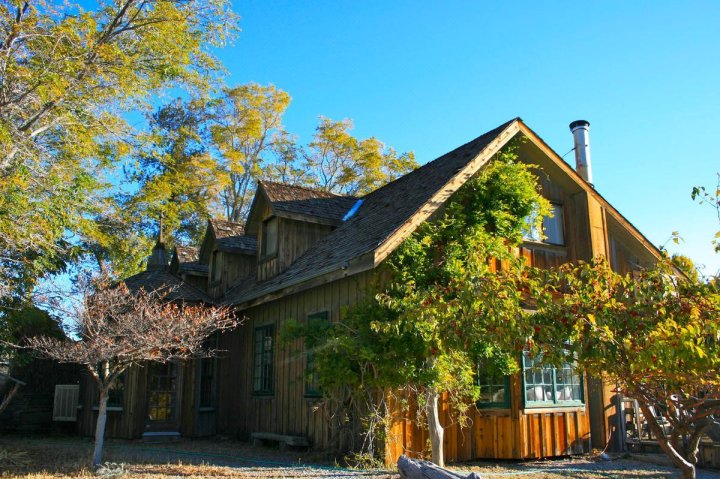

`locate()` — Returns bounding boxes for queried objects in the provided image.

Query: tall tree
[26,282,239,468]
[0,0,238,299]
[210,83,291,222]
[302,117,416,195]
[533,258,720,479]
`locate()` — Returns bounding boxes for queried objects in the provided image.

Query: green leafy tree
[692,173,720,254]
[0,0,238,299]
[532,258,720,479]
[287,146,550,466]
[210,83,292,222]
[302,117,417,195]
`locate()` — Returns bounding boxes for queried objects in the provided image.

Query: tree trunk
[92,387,110,468]
[425,389,445,467]
[0,381,21,415]
[637,402,695,479]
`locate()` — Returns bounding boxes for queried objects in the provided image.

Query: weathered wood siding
[257,217,334,282]
[216,271,373,451]
[385,375,591,464]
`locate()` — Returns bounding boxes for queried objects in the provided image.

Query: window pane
[543,204,565,245]
[263,218,278,258]
[476,363,509,407]
[253,325,274,394]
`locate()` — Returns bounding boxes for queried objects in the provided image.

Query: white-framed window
[523,203,565,245]
[522,352,583,407]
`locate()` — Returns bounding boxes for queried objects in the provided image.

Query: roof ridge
[359,117,520,201]
[259,179,355,199]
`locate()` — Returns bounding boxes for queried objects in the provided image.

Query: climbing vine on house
[284,143,551,466]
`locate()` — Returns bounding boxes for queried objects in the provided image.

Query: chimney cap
[569,120,590,131]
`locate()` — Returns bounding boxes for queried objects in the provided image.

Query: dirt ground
[1,435,719,479]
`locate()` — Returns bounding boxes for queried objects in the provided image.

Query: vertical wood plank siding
[216,270,373,451]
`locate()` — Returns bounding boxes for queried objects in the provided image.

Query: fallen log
[397,455,484,479]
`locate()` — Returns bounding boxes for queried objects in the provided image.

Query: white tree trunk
[93,387,109,468]
[425,389,445,467]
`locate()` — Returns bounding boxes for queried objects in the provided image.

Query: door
[145,362,181,431]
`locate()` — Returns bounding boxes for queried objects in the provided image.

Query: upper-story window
[211,251,221,282]
[261,217,278,259]
[524,203,565,246]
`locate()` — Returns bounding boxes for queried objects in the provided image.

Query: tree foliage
[692,173,720,255]
[285,144,550,465]
[26,281,239,467]
[533,258,720,479]
[0,0,238,299]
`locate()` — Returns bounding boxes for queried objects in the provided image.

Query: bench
[250,432,310,450]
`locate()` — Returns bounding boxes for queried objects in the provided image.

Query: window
[523,352,583,407]
[476,364,510,408]
[261,217,278,259]
[523,203,565,245]
[305,311,329,397]
[253,325,274,395]
[544,203,565,245]
[94,370,124,410]
[211,251,221,282]
[107,373,125,409]
[199,335,218,408]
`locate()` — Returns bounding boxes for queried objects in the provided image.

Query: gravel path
[2,436,720,478]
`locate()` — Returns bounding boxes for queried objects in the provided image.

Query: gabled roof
[217,235,257,254]
[172,246,209,276]
[224,117,664,308]
[246,181,357,231]
[210,219,245,238]
[123,269,211,303]
[199,218,251,263]
[224,118,519,305]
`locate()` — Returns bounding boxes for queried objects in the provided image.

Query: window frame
[522,202,566,246]
[304,311,329,398]
[522,352,584,408]
[261,217,279,260]
[198,334,218,409]
[542,202,565,246]
[252,324,275,396]
[211,250,222,283]
[475,364,511,409]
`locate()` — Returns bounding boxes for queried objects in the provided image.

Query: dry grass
[2,435,720,479]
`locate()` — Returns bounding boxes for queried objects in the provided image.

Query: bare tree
[26,283,240,468]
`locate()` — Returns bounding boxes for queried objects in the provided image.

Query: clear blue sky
[214,0,720,275]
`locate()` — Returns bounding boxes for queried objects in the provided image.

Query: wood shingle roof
[223,119,518,305]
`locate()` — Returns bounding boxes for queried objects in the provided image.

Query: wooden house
[77,118,662,463]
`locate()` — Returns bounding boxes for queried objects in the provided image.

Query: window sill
[198,406,216,412]
[521,405,585,414]
[92,406,123,412]
[252,393,274,398]
[521,240,567,252]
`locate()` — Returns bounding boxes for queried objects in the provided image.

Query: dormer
[170,246,208,291]
[246,181,357,281]
[198,219,258,298]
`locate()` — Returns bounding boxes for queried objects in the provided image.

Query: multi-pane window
[523,352,583,407]
[107,373,125,408]
[523,203,565,245]
[199,334,218,408]
[262,217,278,259]
[305,311,329,397]
[211,251,221,282]
[253,325,274,395]
[476,365,510,408]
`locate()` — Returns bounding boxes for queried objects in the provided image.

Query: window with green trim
[305,311,329,397]
[522,352,583,407]
[476,365,510,408]
[253,325,274,395]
